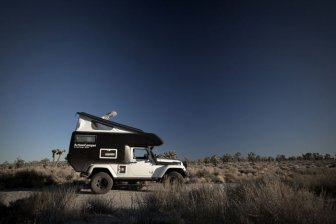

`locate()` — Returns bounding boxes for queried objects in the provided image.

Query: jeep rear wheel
[163,171,184,187]
[90,172,113,194]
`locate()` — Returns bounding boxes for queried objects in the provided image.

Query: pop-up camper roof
[75,112,163,146]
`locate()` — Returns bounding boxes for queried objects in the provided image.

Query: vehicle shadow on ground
[77,184,154,194]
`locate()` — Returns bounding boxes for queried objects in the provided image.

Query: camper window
[75,135,96,143]
[91,122,113,131]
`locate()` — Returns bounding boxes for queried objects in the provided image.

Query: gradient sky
[0,0,335,162]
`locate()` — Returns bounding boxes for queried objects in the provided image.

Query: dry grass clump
[137,178,336,224]
[0,185,121,223]
[0,185,78,223]
[1,177,335,224]
[188,166,227,183]
[0,168,56,189]
[233,177,335,224]
[81,196,117,215]
[288,169,336,196]
[187,160,336,188]
[138,184,229,223]
[0,164,82,189]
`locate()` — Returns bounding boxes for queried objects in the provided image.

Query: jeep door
[128,148,156,178]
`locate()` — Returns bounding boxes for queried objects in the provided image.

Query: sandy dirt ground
[0,183,237,223]
[0,183,236,208]
[0,187,150,208]
[0,186,153,223]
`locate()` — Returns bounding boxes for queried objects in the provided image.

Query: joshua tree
[247,152,256,162]
[222,153,232,163]
[312,153,323,160]
[233,152,241,162]
[276,154,286,161]
[302,152,313,160]
[196,158,204,165]
[203,156,211,164]
[210,155,221,166]
[14,157,25,168]
[52,149,66,165]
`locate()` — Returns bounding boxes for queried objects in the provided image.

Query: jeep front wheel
[90,172,113,194]
[163,171,184,187]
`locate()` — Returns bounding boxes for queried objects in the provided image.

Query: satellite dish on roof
[102,111,117,120]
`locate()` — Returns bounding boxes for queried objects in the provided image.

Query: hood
[156,158,182,165]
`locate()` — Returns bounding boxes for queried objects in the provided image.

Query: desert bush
[14,158,25,169]
[186,160,336,188]
[0,168,56,189]
[135,177,336,224]
[82,196,116,215]
[288,169,336,197]
[232,177,336,224]
[0,185,77,224]
[0,165,82,189]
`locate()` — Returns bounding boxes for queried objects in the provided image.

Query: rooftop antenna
[102,111,117,120]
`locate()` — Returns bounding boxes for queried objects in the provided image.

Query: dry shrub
[196,166,213,178]
[136,184,229,223]
[136,178,336,224]
[233,177,336,224]
[224,172,239,182]
[188,166,227,184]
[188,161,336,188]
[289,169,336,196]
[82,196,116,215]
[0,185,77,224]
[0,165,82,189]
[34,185,78,222]
[213,175,225,183]
[0,168,56,189]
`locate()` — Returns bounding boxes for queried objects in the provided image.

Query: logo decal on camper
[100,148,117,159]
[74,143,96,149]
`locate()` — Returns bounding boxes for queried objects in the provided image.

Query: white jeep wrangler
[67,112,187,194]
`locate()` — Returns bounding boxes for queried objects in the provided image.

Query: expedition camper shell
[67,112,187,194]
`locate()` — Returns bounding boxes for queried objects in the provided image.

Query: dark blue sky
[1,0,335,162]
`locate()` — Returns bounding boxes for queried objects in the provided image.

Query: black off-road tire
[90,172,113,194]
[163,171,184,187]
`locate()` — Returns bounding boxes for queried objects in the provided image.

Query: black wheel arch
[163,168,186,178]
[89,168,113,179]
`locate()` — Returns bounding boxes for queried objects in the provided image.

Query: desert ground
[0,157,335,223]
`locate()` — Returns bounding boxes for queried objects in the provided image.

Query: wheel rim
[96,177,108,189]
[167,176,182,185]
[170,176,177,184]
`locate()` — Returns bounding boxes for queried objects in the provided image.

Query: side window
[75,135,96,143]
[133,148,148,160]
